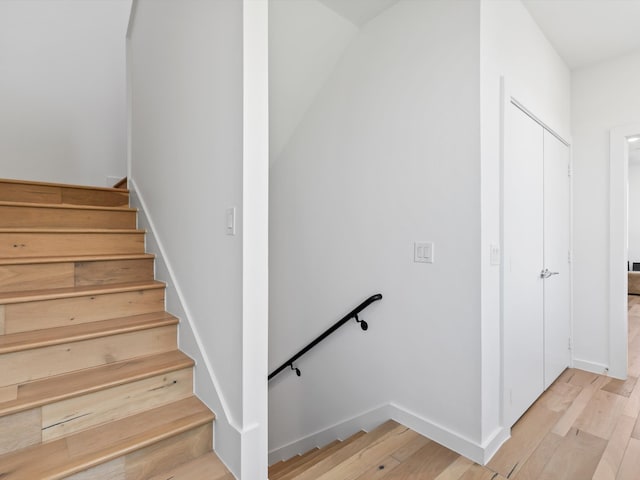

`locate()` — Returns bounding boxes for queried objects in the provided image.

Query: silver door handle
[540,269,560,279]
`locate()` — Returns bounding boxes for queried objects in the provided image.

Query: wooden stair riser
[0,396,214,480]
[0,259,155,294]
[0,204,136,229]
[0,368,193,454]
[0,288,165,334]
[0,325,177,387]
[0,231,145,258]
[43,368,194,442]
[145,453,235,480]
[0,351,194,419]
[66,424,213,480]
[0,180,129,207]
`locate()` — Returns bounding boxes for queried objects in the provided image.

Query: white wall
[269,0,357,161]
[629,161,640,266]
[572,51,640,369]
[270,0,483,461]
[128,0,247,475]
[0,0,130,187]
[479,0,570,448]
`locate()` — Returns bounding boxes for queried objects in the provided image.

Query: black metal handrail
[268,293,383,381]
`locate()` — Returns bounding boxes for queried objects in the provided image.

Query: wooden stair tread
[314,425,418,480]
[147,452,234,480]
[0,227,143,234]
[269,447,322,477]
[0,350,193,417]
[0,200,135,212]
[277,421,401,480]
[0,279,165,304]
[270,443,337,480]
[0,253,155,266]
[272,432,366,480]
[0,311,177,354]
[0,396,213,480]
[0,177,129,194]
[269,448,321,478]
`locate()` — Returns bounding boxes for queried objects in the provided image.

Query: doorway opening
[609,124,640,379]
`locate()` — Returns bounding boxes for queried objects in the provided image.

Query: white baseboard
[268,403,392,465]
[572,358,610,376]
[268,402,508,467]
[388,403,508,465]
[478,425,510,464]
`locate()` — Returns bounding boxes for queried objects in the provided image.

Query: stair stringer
[129,178,241,477]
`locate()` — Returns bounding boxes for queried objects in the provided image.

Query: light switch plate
[490,244,501,266]
[226,207,236,236]
[414,242,434,263]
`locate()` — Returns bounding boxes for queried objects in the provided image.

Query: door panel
[543,130,571,388]
[503,104,545,426]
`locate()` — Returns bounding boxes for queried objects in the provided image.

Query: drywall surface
[269,0,357,161]
[0,0,130,186]
[270,0,482,458]
[572,51,640,368]
[629,162,640,265]
[128,0,244,474]
[479,0,570,443]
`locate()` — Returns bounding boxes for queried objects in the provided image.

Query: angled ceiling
[317,0,640,69]
[317,0,400,27]
[522,0,640,69]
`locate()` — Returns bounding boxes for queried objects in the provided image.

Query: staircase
[0,178,233,479]
[269,421,428,480]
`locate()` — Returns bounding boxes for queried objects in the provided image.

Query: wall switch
[490,244,501,266]
[414,242,434,263]
[226,207,236,236]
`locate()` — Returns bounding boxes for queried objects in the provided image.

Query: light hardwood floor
[270,295,640,479]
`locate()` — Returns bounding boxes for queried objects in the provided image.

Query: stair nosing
[0,177,130,194]
[0,253,155,266]
[60,401,214,480]
[0,350,194,418]
[0,228,144,234]
[0,397,214,480]
[0,200,136,212]
[0,312,178,354]
[0,280,165,305]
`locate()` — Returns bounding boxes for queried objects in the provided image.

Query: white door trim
[609,124,640,379]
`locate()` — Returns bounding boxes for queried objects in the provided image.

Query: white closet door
[503,104,545,427]
[543,130,571,388]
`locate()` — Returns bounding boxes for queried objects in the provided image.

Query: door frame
[500,78,573,426]
[609,124,640,379]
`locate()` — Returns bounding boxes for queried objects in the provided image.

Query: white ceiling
[317,0,400,26]
[521,0,640,69]
[318,0,640,70]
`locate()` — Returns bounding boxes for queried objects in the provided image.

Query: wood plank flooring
[270,295,640,479]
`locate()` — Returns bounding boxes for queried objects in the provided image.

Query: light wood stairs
[268,420,435,480]
[0,178,233,479]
